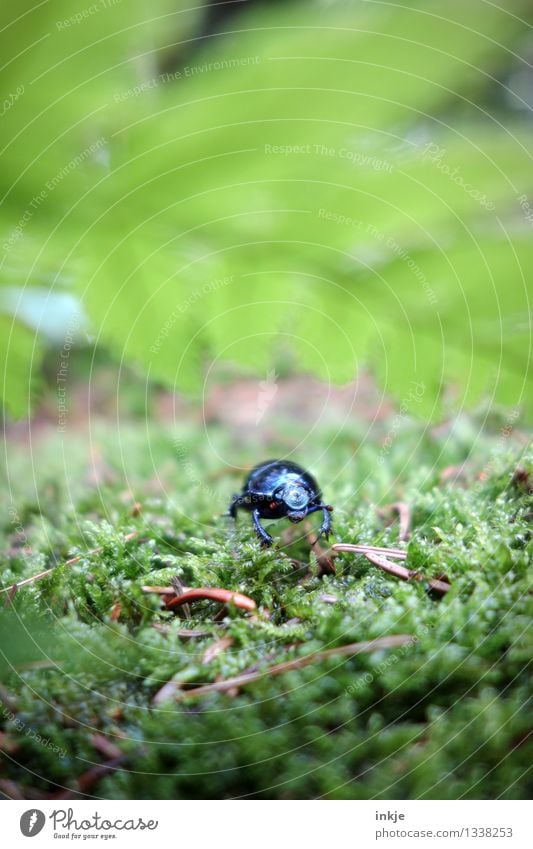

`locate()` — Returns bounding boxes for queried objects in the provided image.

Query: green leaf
[1,0,532,417]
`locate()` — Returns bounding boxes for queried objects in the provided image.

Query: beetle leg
[307,503,333,542]
[252,509,273,547]
[319,505,333,540]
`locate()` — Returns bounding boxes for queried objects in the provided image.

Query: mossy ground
[0,395,531,799]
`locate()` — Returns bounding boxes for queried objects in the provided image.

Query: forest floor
[0,368,531,799]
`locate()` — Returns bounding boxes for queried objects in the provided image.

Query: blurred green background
[0,0,531,421]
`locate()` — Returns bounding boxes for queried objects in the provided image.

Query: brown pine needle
[0,531,139,595]
[152,678,183,705]
[90,733,123,761]
[165,587,256,612]
[363,551,450,595]
[331,543,407,560]
[363,551,413,580]
[391,502,412,541]
[202,635,234,665]
[173,634,414,701]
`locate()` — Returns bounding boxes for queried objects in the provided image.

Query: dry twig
[363,551,450,595]
[0,531,139,595]
[90,733,123,761]
[164,587,256,612]
[202,636,234,665]
[331,543,407,560]
[173,634,414,701]
[141,585,176,595]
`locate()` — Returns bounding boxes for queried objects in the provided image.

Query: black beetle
[228,459,333,547]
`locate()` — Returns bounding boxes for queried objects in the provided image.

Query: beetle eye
[282,485,309,511]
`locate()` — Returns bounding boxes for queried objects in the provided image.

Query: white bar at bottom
[3,799,529,849]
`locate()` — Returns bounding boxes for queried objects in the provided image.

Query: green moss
[0,411,531,799]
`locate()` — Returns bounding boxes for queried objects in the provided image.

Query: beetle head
[281,483,310,522]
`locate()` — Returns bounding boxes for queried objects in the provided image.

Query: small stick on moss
[3,584,18,607]
[15,659,60,671]
[364,551,450,595]
[173,634,414,701]
[0,531,139,595]
[110,602,122,621]
[392,502,412,540]
[363,551,413,581]
[142,584,179,597]
[176,629,215,638]
[202,635,234,665]
[165,587,256,612]
[319,593,338,604]
[152,677,183,705]
[331,543,407,560]
[90,733,123,761]
[171,576,192,619]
